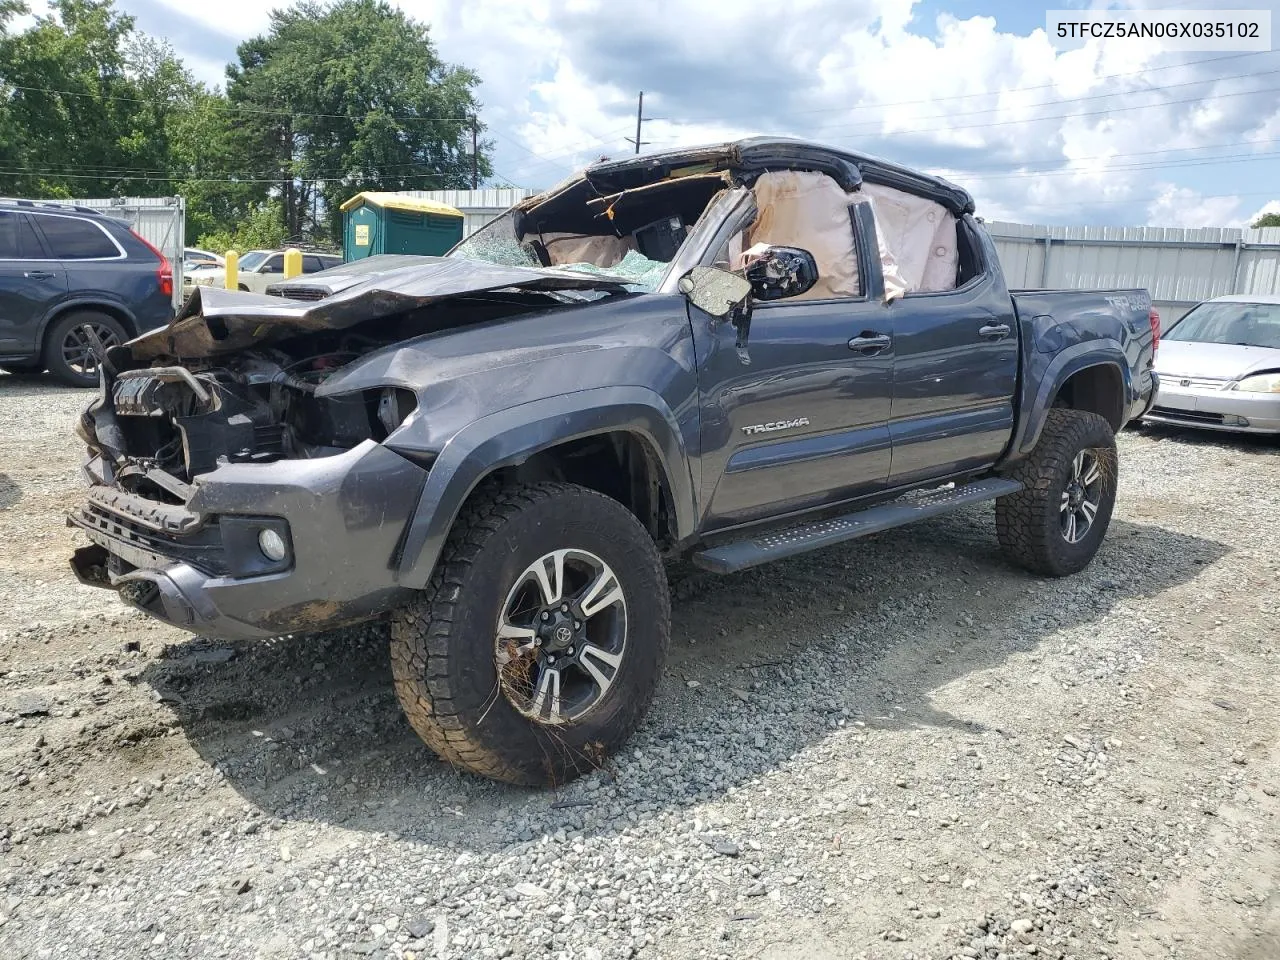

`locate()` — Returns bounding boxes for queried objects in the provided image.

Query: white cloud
[1146,186,1243,228]
[1246,199,1280,225]
[85,0,1280,225]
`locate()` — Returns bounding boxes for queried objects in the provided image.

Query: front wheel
[995,409,1118,577]
[390,482,670,786]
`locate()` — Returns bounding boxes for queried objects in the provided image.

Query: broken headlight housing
[377,387,418,435]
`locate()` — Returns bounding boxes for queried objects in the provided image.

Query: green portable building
[340,192,465,261]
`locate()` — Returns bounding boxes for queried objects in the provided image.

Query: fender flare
[1013,341,1132,456]
[394,385,697,590]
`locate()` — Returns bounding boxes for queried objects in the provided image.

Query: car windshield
[237,251,270,271]
[445,172,730,293]
[1165,302,1280,349]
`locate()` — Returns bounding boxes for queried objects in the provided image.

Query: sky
[18,0,1280,228]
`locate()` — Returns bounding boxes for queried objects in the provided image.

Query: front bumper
[69,440,429,640]
[1144,379,1280,434]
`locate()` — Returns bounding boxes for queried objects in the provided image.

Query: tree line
[0,0,492,249]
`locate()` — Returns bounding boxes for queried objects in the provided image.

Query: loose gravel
[0,370,1277,960]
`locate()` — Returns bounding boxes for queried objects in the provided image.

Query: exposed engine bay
[81,287,603,503]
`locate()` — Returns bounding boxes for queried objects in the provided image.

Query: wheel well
[1051,364,1124,431]
[41,302,138,350]
[488,432,677,546]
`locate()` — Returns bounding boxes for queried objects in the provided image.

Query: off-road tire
[43,311,128,387]
[995,408,1118,577]
[390,481,670,786]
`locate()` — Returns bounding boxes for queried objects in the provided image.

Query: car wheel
[390,481,670,786]
[43,311,128,387]
[995,409,1118,577]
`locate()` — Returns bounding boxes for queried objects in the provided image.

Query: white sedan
[1145,294,1280,434]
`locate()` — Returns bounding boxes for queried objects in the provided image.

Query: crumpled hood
[1156,339,1280,381]
[127,256,630,361]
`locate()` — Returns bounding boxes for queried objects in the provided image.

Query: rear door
[886,218,1018,484]
[0,211,67,356]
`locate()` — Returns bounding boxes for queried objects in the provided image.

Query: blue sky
[16,0,1280,227]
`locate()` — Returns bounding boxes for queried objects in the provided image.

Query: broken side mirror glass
[678,266,753,319]
[743,245,819,301]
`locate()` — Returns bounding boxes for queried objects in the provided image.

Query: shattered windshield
[448,211,670,293]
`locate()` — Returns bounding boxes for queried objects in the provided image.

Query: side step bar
[691,477,1023,574]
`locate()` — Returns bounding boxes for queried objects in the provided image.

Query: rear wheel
[43,311,127,387]
[995,409,1118,576]
[390,482,670,785]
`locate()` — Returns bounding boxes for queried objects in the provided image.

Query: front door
[694,295,895,529]
[0,211,67,355]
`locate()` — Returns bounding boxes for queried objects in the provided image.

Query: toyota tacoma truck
[67,138,1159,785]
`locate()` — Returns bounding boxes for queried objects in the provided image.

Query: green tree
[226,0,491,241]
[167,89,270,242]
[1253,211,1280,228]
[196,200,288,253]
[0,0,201,198]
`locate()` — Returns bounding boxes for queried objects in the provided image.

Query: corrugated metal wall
[407,188,534,238]
[67,196,186,309]
[987,221,1280,324]
[409,193,1280,323]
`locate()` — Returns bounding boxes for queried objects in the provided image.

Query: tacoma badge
[742,417,810,436]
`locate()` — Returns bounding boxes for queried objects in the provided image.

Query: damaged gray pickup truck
[69,138,1159,785]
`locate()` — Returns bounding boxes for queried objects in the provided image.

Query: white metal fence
[44,188,1280,323]
[408,191,1280,323]
[987,221,1280,324]
[67,195,186,310]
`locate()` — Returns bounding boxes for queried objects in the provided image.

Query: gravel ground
[0,370,1277,960]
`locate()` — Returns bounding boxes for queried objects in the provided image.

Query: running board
[691,477,1023,574]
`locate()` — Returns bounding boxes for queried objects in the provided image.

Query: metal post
[471,118,479,189]
[635,92,643,154]
[224,250,239,291]
[1230,238,1244,295]
[1040,235,1052,287]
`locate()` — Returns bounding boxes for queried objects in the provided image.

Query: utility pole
[625,91,652,154]
[471,117,479,190]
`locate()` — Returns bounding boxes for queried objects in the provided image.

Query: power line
[816,81,1280,141]
[674,51,1274,123]
[3,81,478,125]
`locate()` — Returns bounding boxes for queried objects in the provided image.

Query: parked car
[68,138,1158,785]
[0,199,173,386]
[183,249,341,296]
[1143,294,1280,434]
[182,247,224,272]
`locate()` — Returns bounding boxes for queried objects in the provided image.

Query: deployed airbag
[862,182,958,293]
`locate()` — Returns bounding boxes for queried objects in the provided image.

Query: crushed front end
[69,342,431,639]
[67,254,634,640]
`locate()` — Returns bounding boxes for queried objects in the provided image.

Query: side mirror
[744,245,818,301]
[678,266,752,318]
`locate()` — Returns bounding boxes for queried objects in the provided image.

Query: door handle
[848,333,891,354]
[979,322,1011,340]
[24,270,54,281]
